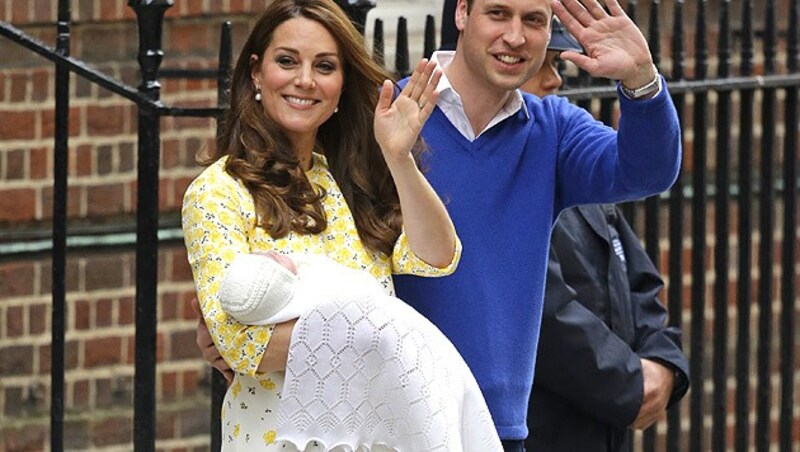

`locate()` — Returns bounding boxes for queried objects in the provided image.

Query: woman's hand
[373,59,442,168]
[257,319,297,373]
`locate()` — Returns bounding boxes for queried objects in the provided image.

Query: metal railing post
[712,2,732,451]
[735,2,755,451]
[128,1,173,451]
[333,0,376,35]
[666,2,686,450]
[209,20,233,452]
[780,2,799,451]
[51,0,71,449]
[756,3,778,451]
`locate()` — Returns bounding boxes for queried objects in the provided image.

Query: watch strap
[620,72,662,100]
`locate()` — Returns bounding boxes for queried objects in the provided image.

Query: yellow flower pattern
[182,154,461,451]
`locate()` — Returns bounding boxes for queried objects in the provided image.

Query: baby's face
[262,251,298,275]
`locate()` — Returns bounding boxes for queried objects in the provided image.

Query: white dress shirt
[430,51,530,141]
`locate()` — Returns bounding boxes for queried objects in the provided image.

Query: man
[520,24,690,451]
[197,1,682,449]
[393,0,681,450]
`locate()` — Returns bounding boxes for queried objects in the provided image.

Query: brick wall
[1,0,798,451]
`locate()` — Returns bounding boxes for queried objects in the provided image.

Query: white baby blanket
[276,293,502,452]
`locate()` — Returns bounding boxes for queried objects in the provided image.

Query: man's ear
[455,0,468,31]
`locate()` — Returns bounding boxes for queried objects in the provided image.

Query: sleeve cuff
[391,228,462,277]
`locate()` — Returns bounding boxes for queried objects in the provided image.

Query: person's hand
[373,58,441,168]
[191,296,234,383]
[632,358,675,429]
[257,319,298,373]
[553,0,656,90]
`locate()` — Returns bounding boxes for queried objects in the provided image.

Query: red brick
[72,144,93,177]
[121,4,137,21]
[119,141,135,173]
[74,299,91,330]
[161,292,179,321]
[9,73,27,102]
[0,345,34,375]
[86,183,126,216]
[155,410,177,440]
[159,177,169,211]
[31,68,50,102]
[126,334,165,364]
[92,416,132,447]
[186,0,205,16]
[80,29,126,63]
[29,146,49,180]
[40,105,81,138]
[170,329,200,361]
[29,303,47,335]
[0,261,35,298]
[39,341,75,374]
[160,370,178,401]
[64,419,90,450]
[5,148,26,180]
[86,105,125,136]
[0,188,36,222]
[182,369,201,394]
[84,336,122,368]
[84,254,126,291]
[171,248,193,283]
[4,386,24,416]
[178,405,209,437]
[99,1,119,20]
[162,138,181,169]
[230,0,247,13]
[10,0,28,22]
[119,296,135,325]
[95,377,113,408]
[76,0,94,21]
[6,305,25,337]
[0,110,35,140]
[32,0,54,23]
[0,72,5,101]
[96,144,113,176]
[2,422,48,452]
[41,185,84,220]
[169,22,211,54]
[95,298,113,327]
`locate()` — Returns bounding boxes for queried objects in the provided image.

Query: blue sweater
[394,83,681,440]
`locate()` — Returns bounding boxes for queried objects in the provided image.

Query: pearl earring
[254,88,262,102]
[334,106,339,113]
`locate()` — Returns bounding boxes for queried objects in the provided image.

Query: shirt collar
[430,51,530,137]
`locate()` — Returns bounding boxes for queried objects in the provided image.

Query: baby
[215,251,502,452]
[218,251,385,325]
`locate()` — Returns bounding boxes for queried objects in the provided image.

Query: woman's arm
[373,59,457,268]
[183,163,280,377]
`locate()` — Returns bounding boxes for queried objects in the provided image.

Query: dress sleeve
[182,163,274,378]
[391,227,462,276]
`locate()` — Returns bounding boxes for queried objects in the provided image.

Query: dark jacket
[526,205,689,452]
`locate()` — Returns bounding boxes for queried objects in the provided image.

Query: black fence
[0,0,798,451]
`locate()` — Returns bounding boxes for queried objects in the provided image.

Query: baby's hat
[218,253,298,324]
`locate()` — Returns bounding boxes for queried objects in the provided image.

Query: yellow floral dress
[182,154,461,451]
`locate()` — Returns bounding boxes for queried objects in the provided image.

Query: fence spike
[373,18,385,66]
[395,17,410,78]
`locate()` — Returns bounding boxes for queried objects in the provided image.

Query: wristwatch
[620,71,662,100]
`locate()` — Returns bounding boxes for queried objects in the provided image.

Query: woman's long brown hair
[207,0,418,256]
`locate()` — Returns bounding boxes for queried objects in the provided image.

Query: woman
[182,0,473,450]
